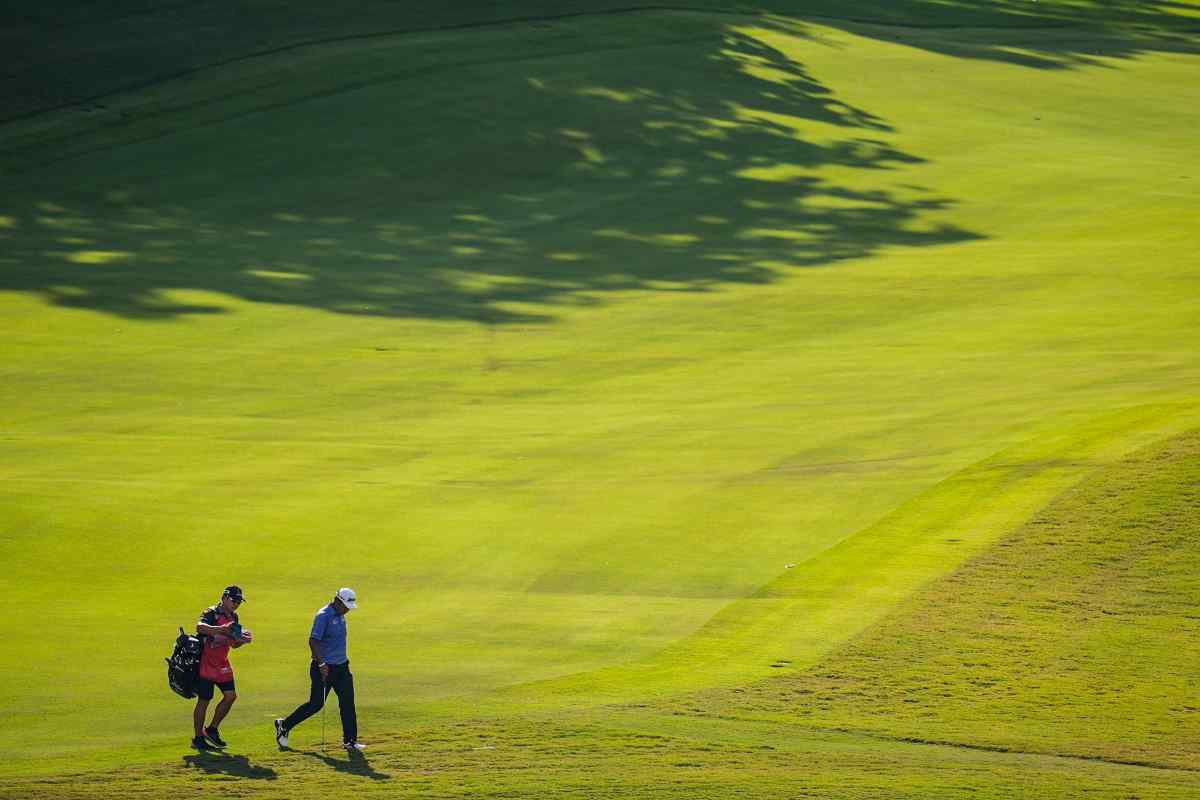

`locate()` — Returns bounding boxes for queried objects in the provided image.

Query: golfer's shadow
[301,747,391,781]
[182,752,278,780]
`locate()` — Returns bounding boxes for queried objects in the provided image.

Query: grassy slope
[8,423,1199,798]
[1,1,1199,795]
[702,429,1200,771]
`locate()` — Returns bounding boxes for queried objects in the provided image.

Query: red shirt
[198,605,239,682]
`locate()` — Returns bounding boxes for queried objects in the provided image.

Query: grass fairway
[1,1,1199,797]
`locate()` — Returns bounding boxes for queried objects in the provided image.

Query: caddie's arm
[197,622,234,637]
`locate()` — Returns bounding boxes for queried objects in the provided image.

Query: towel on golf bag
[166,626,204,699]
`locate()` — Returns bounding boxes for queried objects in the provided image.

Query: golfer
[193,585,252,751]
[275,587,365,751]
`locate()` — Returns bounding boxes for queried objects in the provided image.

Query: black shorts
[196,677,236,700]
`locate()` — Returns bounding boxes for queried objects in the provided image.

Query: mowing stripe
[448,401,1200,714]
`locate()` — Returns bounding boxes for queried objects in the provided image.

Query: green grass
[6,431,1199,798]
[1,1,1198,796]
[683,428,1200,771]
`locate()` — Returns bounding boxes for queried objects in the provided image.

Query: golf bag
[166,626,203,699]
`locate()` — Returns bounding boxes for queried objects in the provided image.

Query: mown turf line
[423,402,1200,715]
[661,427,1200,772]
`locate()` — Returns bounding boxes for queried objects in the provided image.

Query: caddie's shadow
[301,748,391,781]
[182,752,278,780]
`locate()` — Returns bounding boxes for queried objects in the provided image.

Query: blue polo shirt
[310,604,348,665]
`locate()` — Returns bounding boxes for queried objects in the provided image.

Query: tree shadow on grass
[299,747,392,781]
[0,16,983,323]
[756,0,1200,70]
[182,752,278,780]
[2,1,1197,123]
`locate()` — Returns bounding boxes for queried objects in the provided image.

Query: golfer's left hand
[239,629,253,644]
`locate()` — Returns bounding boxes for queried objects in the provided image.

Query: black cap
[222,585,246,603]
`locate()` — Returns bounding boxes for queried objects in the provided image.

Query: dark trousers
[281,661,357,742]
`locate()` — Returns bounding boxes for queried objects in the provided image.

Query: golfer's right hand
[319,663,330,681]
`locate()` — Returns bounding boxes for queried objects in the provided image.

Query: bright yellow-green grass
[6,420,1200,799]
[1,1,1198,796]
[706,429,1200,772]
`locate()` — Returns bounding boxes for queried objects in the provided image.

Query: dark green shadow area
[0,16,979,323]
[181,752,279,780]
[299,748,392,781]
[763,0,1200,70]
[2,1,1197,122]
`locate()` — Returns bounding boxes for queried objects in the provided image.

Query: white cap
[336,587,358,609]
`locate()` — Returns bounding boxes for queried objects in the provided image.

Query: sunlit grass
[0,2,1197,797]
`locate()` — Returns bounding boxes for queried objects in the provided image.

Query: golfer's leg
[281,663,325,730]
[333,668,357,743]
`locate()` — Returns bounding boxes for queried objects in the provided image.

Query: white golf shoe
[274,719,289,749]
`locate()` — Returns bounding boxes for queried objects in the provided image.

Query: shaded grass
[0,12,976,321]
[4,2,1199,123]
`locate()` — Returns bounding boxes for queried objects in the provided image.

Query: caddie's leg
[193,698,210,737]
[210,688,237,728]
